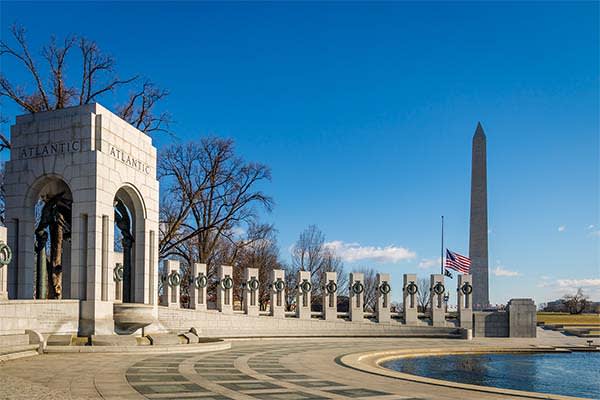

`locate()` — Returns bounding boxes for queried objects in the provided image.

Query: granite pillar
[375,273,391,323]
[243,267,259,316]
[217,265,233,314]
[349,272,364,322]
[458,274,473,329]
[296,270,312,320]
[403,274,418,325]
[322,271,338,321]
[190,263,207,311]
[270,269,285,318]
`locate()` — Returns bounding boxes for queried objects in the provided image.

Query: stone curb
[338,346,587,400]
[44,341,230,354]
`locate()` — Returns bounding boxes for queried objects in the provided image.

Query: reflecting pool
[383,352,600,399]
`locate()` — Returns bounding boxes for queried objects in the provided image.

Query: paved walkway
[0,333,591,400]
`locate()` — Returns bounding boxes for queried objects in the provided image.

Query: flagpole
[441,215,444,275]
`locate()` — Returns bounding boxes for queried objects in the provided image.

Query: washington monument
[469,122,490,309]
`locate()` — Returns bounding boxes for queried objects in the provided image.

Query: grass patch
[537,312,600,325]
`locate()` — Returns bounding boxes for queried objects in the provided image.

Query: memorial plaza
[0,3,598,400]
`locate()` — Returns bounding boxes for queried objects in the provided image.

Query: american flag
[445,249,471,274]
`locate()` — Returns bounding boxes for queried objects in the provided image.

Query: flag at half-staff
[445,249,471,274]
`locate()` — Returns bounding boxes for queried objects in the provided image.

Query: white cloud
[540,278,600,300]
[556,279,600,288]
[558,225,566,232]
[492,266,522,277]
[418,257,441,269]
[324,241,416,264]
[588,224,595,230]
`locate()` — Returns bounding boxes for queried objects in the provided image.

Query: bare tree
[283,263,298,310]
[0,24,169,150]
[158,138,273,279]
[234,227,284,310]
[291,224,326,280]
[356,267,377,312]
[562,288,589,314]
[417,277,431,313]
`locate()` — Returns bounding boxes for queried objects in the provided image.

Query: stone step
[46,334,73,346]
[146,333,184,346]
[0,344,39,362]
[0,334,29,347]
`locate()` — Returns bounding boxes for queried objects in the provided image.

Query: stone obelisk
[469,122,489,309]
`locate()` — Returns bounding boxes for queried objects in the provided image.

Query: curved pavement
[0,334,589,400]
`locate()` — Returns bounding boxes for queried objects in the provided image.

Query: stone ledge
[44,340,230,354]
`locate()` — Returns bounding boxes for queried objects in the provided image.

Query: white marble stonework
[4,104,159,336]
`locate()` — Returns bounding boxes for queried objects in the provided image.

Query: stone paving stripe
[323,388,390,398]
[247,392,330,400]
[200,374,258,381]
[126,374,188,382]
[220,381,283,391]
[288,380,345,388]
[265,374,313,380]
[252,368,296,374]
[133,383,209,395]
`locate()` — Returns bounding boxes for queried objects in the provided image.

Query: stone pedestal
[270,269,285,318]
[403,274,418,325]
[430,274,445,327]
[508,298,536,338]
[458,274,473,329]
[375,273,391,323]
[322,271,338,321]
[0,227,9,300]
[161,260,180,308]
[349,272,364,322]
[296,270,312,320]
[190,263,207,310]
[243,268,259,316]
[217,265,234,314]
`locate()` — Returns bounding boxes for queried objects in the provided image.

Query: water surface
[383,352,600,399]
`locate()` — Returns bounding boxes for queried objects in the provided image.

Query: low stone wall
[157,307,460,338]
[473,311,509,337]
[0,300,79,335]
[473,299,537,338]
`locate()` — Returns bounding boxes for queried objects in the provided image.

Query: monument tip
[474,121,486,138]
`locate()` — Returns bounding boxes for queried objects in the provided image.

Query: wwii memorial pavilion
[0,104,535,341]
[4,104,159,335]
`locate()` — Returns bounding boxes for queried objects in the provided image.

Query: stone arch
[113,183,147,303]
[25,174,74,299]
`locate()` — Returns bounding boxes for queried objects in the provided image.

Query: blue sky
[1,2,598,305]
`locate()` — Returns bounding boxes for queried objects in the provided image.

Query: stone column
[161,260,180,308]
[349,272,364,322]
[403,274,418,325]
[458,274,473,329]
[322,271,338,321]
[375,273,391,323]
[430,274,445,327]
[296,270,312,320]
[243,267,259,316]
[270,269,285,318]
[217,265,234,315]
[0,227,9,300]
[190,263,207,311]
